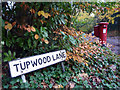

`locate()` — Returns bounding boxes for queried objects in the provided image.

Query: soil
[107,36,120,55]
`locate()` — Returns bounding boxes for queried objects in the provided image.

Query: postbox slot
[103,25,106,28]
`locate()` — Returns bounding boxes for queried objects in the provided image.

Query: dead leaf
[17,25,20,28]
[65,84,69,89]
[44,39,49,44]
[44,13,51,18]
[31,26,36,32]
[12,21,16,27]
[78,73,88,80]
[41,38,45,42]
[30,9,35,14]
[34,34,39,40]
[53,83,59,88]
[26,28,31,32]
[41,80,48,88]
[69,82,75,88]
[90,76,101,84]
[4,23,13,30]
[58,85,63,88]
[40,20,44,24]
[50,78,55,84]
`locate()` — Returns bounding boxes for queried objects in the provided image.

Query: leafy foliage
[2,2,120,89]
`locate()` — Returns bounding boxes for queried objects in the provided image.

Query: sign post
[61,62,65,72]
[9,50,66,78]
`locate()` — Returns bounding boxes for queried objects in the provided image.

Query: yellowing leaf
[73,55,77,61]
[38,11,51,18]
[85,63,88,66]
[82,58,84,61]
[112,20,114,24]
[58,85,63,88]
[79,53,84,56]
[116,14,120,17]
[38,11,44,16]
[44,39,49,44]
[31,26,36,32]
[34,34,39,40]
[4,23,13,30]
[44,13,51,18]
[30,9,35,14]
[27,28,31,32]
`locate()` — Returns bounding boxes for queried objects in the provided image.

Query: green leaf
[49,84,53,88]
[75,85,83,88]
[83,80,88,85]
[4,57,10,62]
[3,84,9,88]
[69,35,76,45]
[8,50,12,56]
[33,41,37,48]
[13,52,16,57]
[28,39,31,48]
[1,41,4,45]
[6,39,11,47]
[4,52,8,56]
[60,31,65,36]
[43,30,48,37]
[73,78,78,83]
[61,18,65,24]
[10,80,16,85]
[93,81,96,85]
[12,86,18,88]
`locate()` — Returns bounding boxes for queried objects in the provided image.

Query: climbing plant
[2,2,120,89]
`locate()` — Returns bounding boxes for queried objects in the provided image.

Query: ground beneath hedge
[107,36,120,55]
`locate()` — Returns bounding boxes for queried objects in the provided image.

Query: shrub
[2,2,120,89]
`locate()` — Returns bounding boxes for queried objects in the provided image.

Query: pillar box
[98,22,109,44]
[94,25,99,37]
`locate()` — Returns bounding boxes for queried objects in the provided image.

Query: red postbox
[98,22,109,44]
[94,25,99,37]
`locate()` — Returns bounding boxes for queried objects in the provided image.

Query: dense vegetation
[2,2,120,89]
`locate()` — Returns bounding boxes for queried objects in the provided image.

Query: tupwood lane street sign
[9,50,66,78]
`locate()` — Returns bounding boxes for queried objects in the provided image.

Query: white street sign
[9,50,66,78]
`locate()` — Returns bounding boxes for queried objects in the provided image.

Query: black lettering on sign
[56,54,59,60]
[38,58,42,65]
[59,53,63,58]
[31,59,37,67]
[43,57,47,63]
[47,56,51,62]
[62,52,66,58]
[13,64,19,72]
[26,61,30,69]
[52,55,56,61]
[20,62,26,70]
